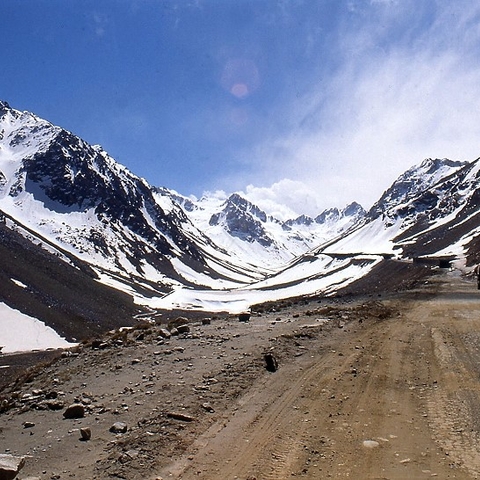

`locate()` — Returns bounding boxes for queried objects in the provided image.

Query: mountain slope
[2,100,480,326]
[0,214,140,342]
[322,157,480,266]
[0,101,269,299]
[166,189,366,269]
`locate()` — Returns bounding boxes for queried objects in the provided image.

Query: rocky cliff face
[208,193,273,247]
[368,158,468,221]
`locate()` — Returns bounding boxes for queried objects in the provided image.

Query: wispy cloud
[92,12,109,37]
[242,180,322,220]
[238,1,480,214]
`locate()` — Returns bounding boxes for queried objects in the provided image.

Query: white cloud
[198,189,228,202]
[241,1,480,212]
[241,180,324,220]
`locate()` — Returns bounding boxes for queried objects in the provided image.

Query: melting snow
[0,302,76,353]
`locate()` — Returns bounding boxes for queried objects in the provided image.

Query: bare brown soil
[2,268,480,479]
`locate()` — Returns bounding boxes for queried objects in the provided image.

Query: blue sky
[2,0,480,218]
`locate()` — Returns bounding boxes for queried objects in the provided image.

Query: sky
[2,0,480,219]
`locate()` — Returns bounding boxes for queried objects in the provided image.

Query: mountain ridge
[1,100,480,347]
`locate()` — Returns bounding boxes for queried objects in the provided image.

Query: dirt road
[3,268,480,479]
[163,271,480,480]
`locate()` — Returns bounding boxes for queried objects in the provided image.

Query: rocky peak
[0,100,11,114]
[209,193,272,246]
[283,214,314,227]
[315,207,341,225]
[368,157,468,220]
[343,201,365,217]
[226,193,268,222]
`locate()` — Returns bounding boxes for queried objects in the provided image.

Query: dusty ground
[2,267,480,479]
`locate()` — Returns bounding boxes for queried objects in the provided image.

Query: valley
[2,267,480,479]
[3,100,480,479]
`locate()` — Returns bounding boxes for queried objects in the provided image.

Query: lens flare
[231,83,249,98]
[221,58,260,99]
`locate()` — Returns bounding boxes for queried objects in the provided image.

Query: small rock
[201,402,215,413]
[109,422,128,434]
[362,440,380,448]
[0,453,26,480]
[22,421,35,429]
[167,412,194,422]
[177,324,190,334]
[238,312,250,322]
[264,353,278,372]
[80,427,92,441]
[63,403,85,419]
[119,449,139,463]
[91,339,108,349]
[202,318,211,325]
[46,400,65,411]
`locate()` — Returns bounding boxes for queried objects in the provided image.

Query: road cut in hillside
[163,271,480,480]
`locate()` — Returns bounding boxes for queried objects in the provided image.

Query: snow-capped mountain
[368,157,468,222]
[158,189,365,269]
[2,99,480,329]
[0,100,272,299]
[322,157,480,264]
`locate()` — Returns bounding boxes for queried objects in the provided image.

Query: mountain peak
[209,193,272,246]
[343,201,365,217]
[419,157,467,173]
[368,157,468,220]
[0,100,11,111]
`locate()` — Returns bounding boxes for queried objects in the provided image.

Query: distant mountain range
[1,99,479,343]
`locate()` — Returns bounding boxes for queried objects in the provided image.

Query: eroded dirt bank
[2,269,480,479]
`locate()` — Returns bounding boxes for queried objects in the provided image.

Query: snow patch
[0,302,76,353]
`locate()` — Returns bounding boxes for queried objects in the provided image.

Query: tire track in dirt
[427,292,480,478]
[278,307,438,478]
[161,272,480,480]
[168,324,376,479]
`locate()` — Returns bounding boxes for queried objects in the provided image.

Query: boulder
[158,328,171,339]
[169,316,189,329]
[109,422,128,434]
[177,324,190,334]
[80,427,92,441]
[238,312,250,322]
[63,403,85,419]
[0,454,26,480]
[264,353,278,372]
